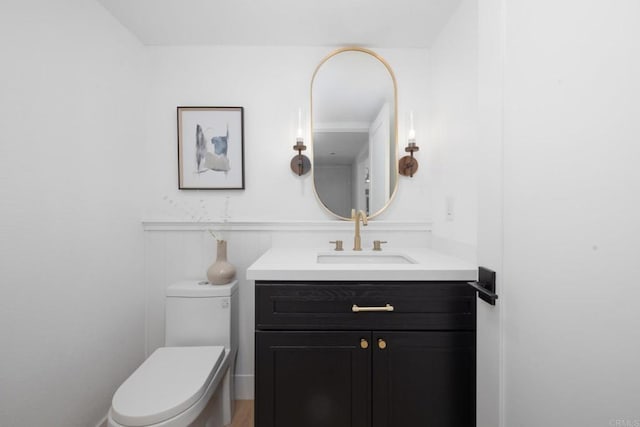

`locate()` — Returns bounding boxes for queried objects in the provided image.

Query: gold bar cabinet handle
[351,303,395,313]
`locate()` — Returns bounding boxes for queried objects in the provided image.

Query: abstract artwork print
[178,107,244,189]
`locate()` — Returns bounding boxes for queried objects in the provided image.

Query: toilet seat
[110,346,225,427]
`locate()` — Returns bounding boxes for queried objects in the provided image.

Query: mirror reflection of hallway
[311,48,398,219]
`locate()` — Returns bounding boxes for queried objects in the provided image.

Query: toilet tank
[165,280,238,353]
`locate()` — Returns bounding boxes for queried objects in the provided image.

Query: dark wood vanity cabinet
[255,281,476,427]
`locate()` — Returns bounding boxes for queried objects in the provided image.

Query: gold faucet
[351,209,368,251]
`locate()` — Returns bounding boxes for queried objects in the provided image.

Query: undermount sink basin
[316,253,417,265]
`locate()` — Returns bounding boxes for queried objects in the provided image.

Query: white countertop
[246,247,478,282]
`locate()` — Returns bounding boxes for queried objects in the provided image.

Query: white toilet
[108,280,239,427]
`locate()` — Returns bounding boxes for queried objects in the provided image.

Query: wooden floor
[229,400,254,427]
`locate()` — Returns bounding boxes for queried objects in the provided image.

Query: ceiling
[313,49,394,125]
[97,0,462,47]
[314,132,368,166]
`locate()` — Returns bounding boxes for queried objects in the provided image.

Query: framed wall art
[177,106,245,189]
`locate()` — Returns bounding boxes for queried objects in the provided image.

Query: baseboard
[234,374,254,400]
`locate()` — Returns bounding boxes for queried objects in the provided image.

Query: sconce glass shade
[291,108,311,176]
[399,123,419,177]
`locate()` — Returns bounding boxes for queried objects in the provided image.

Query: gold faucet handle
[359,210,368,226]
[329,240,344,251]
[372,240,388,251]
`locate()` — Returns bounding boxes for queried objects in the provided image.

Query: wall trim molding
[142,219,432,232]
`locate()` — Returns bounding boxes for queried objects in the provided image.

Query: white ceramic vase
[207,240,236,285]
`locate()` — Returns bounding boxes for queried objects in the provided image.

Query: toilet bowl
[108,281,239,427]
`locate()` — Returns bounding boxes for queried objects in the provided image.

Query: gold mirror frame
[310,47,399,220]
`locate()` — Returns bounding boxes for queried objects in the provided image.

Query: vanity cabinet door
[372,331,475,427]
[256,331,371,427]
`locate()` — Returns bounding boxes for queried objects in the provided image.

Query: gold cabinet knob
[378,338,387,350]
[360,338,369,349]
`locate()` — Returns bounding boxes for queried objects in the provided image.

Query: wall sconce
[290,108,311,176]
[399,111,419,177]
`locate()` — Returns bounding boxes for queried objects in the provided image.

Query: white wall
[143,46,431,222]
[140,45,434,398]
[502,0,640,426]
[426,0,479,260]
[0,1,146,426]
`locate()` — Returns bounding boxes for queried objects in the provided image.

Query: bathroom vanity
[248,247,479,427]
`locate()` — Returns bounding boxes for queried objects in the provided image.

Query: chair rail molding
[142,219,433,232]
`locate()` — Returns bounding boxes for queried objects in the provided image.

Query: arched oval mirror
[311,47,398,220]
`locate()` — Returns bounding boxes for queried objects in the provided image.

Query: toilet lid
[111,346,225,427]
